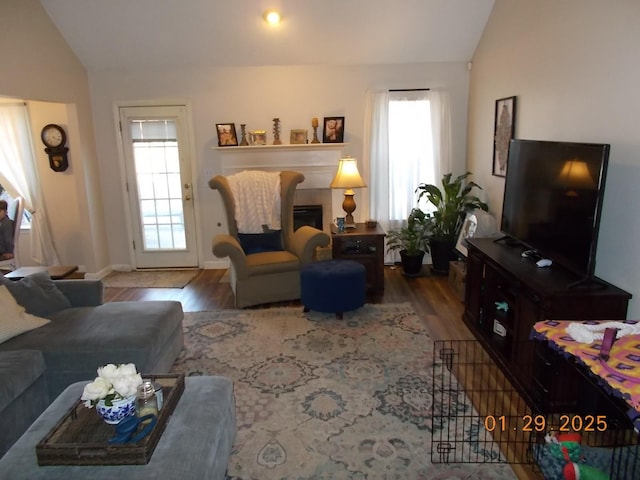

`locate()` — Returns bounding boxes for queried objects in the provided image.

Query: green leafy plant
[386,208,432,256]
[415,172,488,243]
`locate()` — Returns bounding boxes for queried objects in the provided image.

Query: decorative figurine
[311,117,320,144]
[239,124,249,146]
[272,118,282,145]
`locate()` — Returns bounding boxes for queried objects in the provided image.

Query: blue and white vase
[96,395,136,424]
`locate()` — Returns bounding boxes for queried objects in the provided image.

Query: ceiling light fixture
[263,9,281,25]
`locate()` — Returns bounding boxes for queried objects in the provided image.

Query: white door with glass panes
[119,105,198,268]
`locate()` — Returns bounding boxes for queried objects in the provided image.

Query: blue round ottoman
[301,259,366,319]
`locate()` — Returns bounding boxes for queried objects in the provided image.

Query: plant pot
[429,239,455,275]
[399,250,425,277]
[96,395,136,424]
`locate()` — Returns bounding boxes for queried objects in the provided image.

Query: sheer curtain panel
[365,89,452,264]
[0,103,60,265]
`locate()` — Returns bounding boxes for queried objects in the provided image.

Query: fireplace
[217,145,342,234]
[294,205,323,231]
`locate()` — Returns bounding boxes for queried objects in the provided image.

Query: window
[0,103,35,229]
[366,88,451,264]
[0,184,31,228]
[387,92,436,221]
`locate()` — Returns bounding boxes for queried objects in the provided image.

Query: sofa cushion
[0,349,46,412]
[0,349,48,458]
[0,285,50,344]
[1,271,71,317]
[0,300,184,399]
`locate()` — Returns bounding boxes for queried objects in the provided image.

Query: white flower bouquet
[81,363,142,408]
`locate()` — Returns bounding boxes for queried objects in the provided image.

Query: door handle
[184,183,191,190]
[185,195,192,201]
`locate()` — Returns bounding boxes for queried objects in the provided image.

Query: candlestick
[311,117,320,143]
[272,118,282,145]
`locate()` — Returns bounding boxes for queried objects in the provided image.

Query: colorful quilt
[531,319,640,414]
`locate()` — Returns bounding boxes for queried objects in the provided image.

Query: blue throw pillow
[237,229,283,255]
[2,271,71,317]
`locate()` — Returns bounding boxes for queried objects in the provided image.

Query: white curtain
[430,88,452,182]
[0,103,60,265]
[363,89,390,226]
[365,88,452,264]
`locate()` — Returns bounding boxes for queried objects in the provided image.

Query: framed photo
[216,123,238,147]
[249,130,267,145]
[323,116,345,143]
[454,209,499,258]
[492,96,516,177]
[455,212,479,259]
[290,129,308,144]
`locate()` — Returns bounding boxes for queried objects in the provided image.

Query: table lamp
[330,156,367,227]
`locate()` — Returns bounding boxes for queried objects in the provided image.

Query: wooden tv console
[463,237,631,410]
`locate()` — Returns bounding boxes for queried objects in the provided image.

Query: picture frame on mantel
[290,129,308,144]
[323,116,345,143]
[216,123,238,147]
[492,96,516,177]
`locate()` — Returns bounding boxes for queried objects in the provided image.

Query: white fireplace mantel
[214,143,347,189]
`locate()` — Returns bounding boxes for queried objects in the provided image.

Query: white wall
[89,63,471,268]
[24,101,84,268]
[0,0,109,274]
[468,1,640,316]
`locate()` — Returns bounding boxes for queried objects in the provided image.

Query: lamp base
[342,191,357,227]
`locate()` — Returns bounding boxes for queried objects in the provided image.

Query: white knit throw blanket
[227,170,281,233]
[566,321,640,344]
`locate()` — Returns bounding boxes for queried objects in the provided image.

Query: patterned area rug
[102,269,199,288]
[171,304,517,479]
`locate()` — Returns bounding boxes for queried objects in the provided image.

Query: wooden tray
[36,373,185,466]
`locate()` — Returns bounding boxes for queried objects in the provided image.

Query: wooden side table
[4,265,79,281]
[331,223,385,293]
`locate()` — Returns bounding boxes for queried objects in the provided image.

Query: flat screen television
[500,139,610,280]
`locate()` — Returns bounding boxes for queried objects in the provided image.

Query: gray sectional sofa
[0,273,184,458]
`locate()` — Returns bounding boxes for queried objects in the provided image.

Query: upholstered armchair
[209,170,330,308]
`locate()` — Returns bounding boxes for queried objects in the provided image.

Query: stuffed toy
[545,432,609,480]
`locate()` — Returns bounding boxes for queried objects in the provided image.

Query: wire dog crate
[431,340,535,466]
[432,339,640,479]
[531,412,639,480]
[531,341,640,480]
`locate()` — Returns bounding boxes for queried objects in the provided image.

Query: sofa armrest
[212,234,249,279]
[53,280,104,307]
[289,226,331,264]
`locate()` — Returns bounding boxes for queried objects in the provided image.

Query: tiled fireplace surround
[219,145,346,233]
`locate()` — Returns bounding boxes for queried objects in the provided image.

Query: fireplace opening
[294,204,323,231]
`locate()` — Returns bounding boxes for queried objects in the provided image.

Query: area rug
[171,304,517,479]
[102,269,199,288]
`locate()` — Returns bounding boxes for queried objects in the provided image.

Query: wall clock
[40,123,69,172]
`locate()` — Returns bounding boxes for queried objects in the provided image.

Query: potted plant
[416,172,488,274]
[386,208,432,276]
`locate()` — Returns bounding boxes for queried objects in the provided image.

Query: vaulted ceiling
[40,0,495,71]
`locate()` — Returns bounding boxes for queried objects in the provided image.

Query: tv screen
[501,139,610,278]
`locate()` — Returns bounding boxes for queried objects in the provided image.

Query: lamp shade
[330,157,367,189]
[556,159,596,190]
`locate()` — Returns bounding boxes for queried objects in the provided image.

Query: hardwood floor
[103,266,474,341]
[102,266,538,479]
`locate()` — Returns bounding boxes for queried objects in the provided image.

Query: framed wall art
[323,116,344,143]
[216,123,238,147]
[290,129,308,144]
[492,96,516,177]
